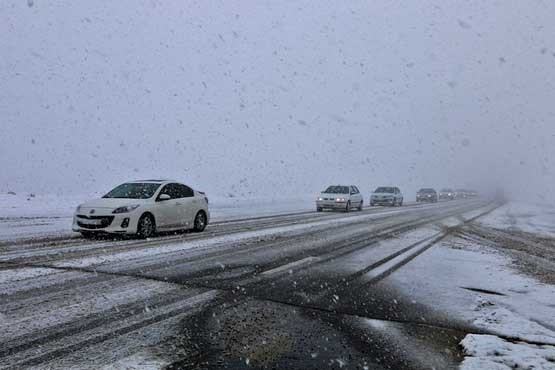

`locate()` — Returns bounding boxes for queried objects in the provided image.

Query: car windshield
[419,189,435,193]
[375,187,395,193]
[323,186,349,194]
[441,189,453,192]
[103,183,161,199]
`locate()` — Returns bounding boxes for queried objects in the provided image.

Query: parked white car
[73,180,210,238]
[316,185,364,212]
[370,186,403,206]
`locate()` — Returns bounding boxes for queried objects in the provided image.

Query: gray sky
[1,0,554,201]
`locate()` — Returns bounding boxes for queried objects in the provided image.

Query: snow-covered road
[1,199,554,369]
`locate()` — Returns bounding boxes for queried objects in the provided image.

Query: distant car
[316,185,363,212]
[73,180,210,238]
[416,188,438,202]
[370,186,403,206]
[439,188,454,201]
[454,189,469,199]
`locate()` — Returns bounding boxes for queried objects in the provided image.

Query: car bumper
[417,197,437,202]
[72,212,141,235]
[316,200,348,210]
[370,198,394,205]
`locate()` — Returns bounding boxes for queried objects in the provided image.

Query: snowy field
[459,202,555,369]
[477,201,555,239]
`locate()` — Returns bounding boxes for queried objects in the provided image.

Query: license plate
[80,218,102,225]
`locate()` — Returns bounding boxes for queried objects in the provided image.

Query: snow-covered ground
[0,192,315,241]
[477,201,555,239]
[459,203,555,369]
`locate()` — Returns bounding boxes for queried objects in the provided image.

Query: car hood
[79,198,147,210]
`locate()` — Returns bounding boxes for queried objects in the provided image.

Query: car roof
[129,179,176,184]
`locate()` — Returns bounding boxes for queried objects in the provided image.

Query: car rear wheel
[193,211,207,232]
[358,200,363,211]
[137,214,156,239]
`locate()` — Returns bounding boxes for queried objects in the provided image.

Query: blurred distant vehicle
[73,180,210,238]
[439,188,455,201]
[454,189,469,199]
[416,188,438,203]
[316,185,363,212]
[370,186,403,207]
[468,190,478,197]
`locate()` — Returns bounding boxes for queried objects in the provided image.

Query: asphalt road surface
[0,199,500,370]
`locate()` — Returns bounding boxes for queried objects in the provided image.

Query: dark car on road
[416,188,438,203]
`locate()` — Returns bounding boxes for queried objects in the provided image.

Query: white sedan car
[73,180,210,238]
[316,185,364,212]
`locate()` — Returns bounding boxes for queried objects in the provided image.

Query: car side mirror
[158,194,171,201]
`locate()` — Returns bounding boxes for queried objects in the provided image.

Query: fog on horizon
[1,0,554,202]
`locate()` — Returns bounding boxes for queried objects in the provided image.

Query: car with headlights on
[439,188,454,201]
[73,180,209,238]
[370,186,403,206]
[416,188,438,202]
[316,185,363,212]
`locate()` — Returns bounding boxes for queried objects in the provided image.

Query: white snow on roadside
[460,334,555,370]
[477,201,555,238]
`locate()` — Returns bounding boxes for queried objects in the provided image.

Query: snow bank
[460,334,555,370]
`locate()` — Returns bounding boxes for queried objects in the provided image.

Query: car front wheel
[193,211,207,232]
[137,214,156,238]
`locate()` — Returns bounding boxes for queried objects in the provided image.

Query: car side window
[158,183,179,200]
[176,184,194,198]
[354,186,360,194]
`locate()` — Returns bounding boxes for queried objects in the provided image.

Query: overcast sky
[1,0,554,201]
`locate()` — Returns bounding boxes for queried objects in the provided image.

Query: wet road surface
[0,199,500,369]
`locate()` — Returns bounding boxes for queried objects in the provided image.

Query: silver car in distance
[73,180,210,238]
[316,185,364,212]
[370,186,404,207]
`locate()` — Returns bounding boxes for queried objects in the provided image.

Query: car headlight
[336,198,346,202]
[112,204,140,214]
[318,197,324,201]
